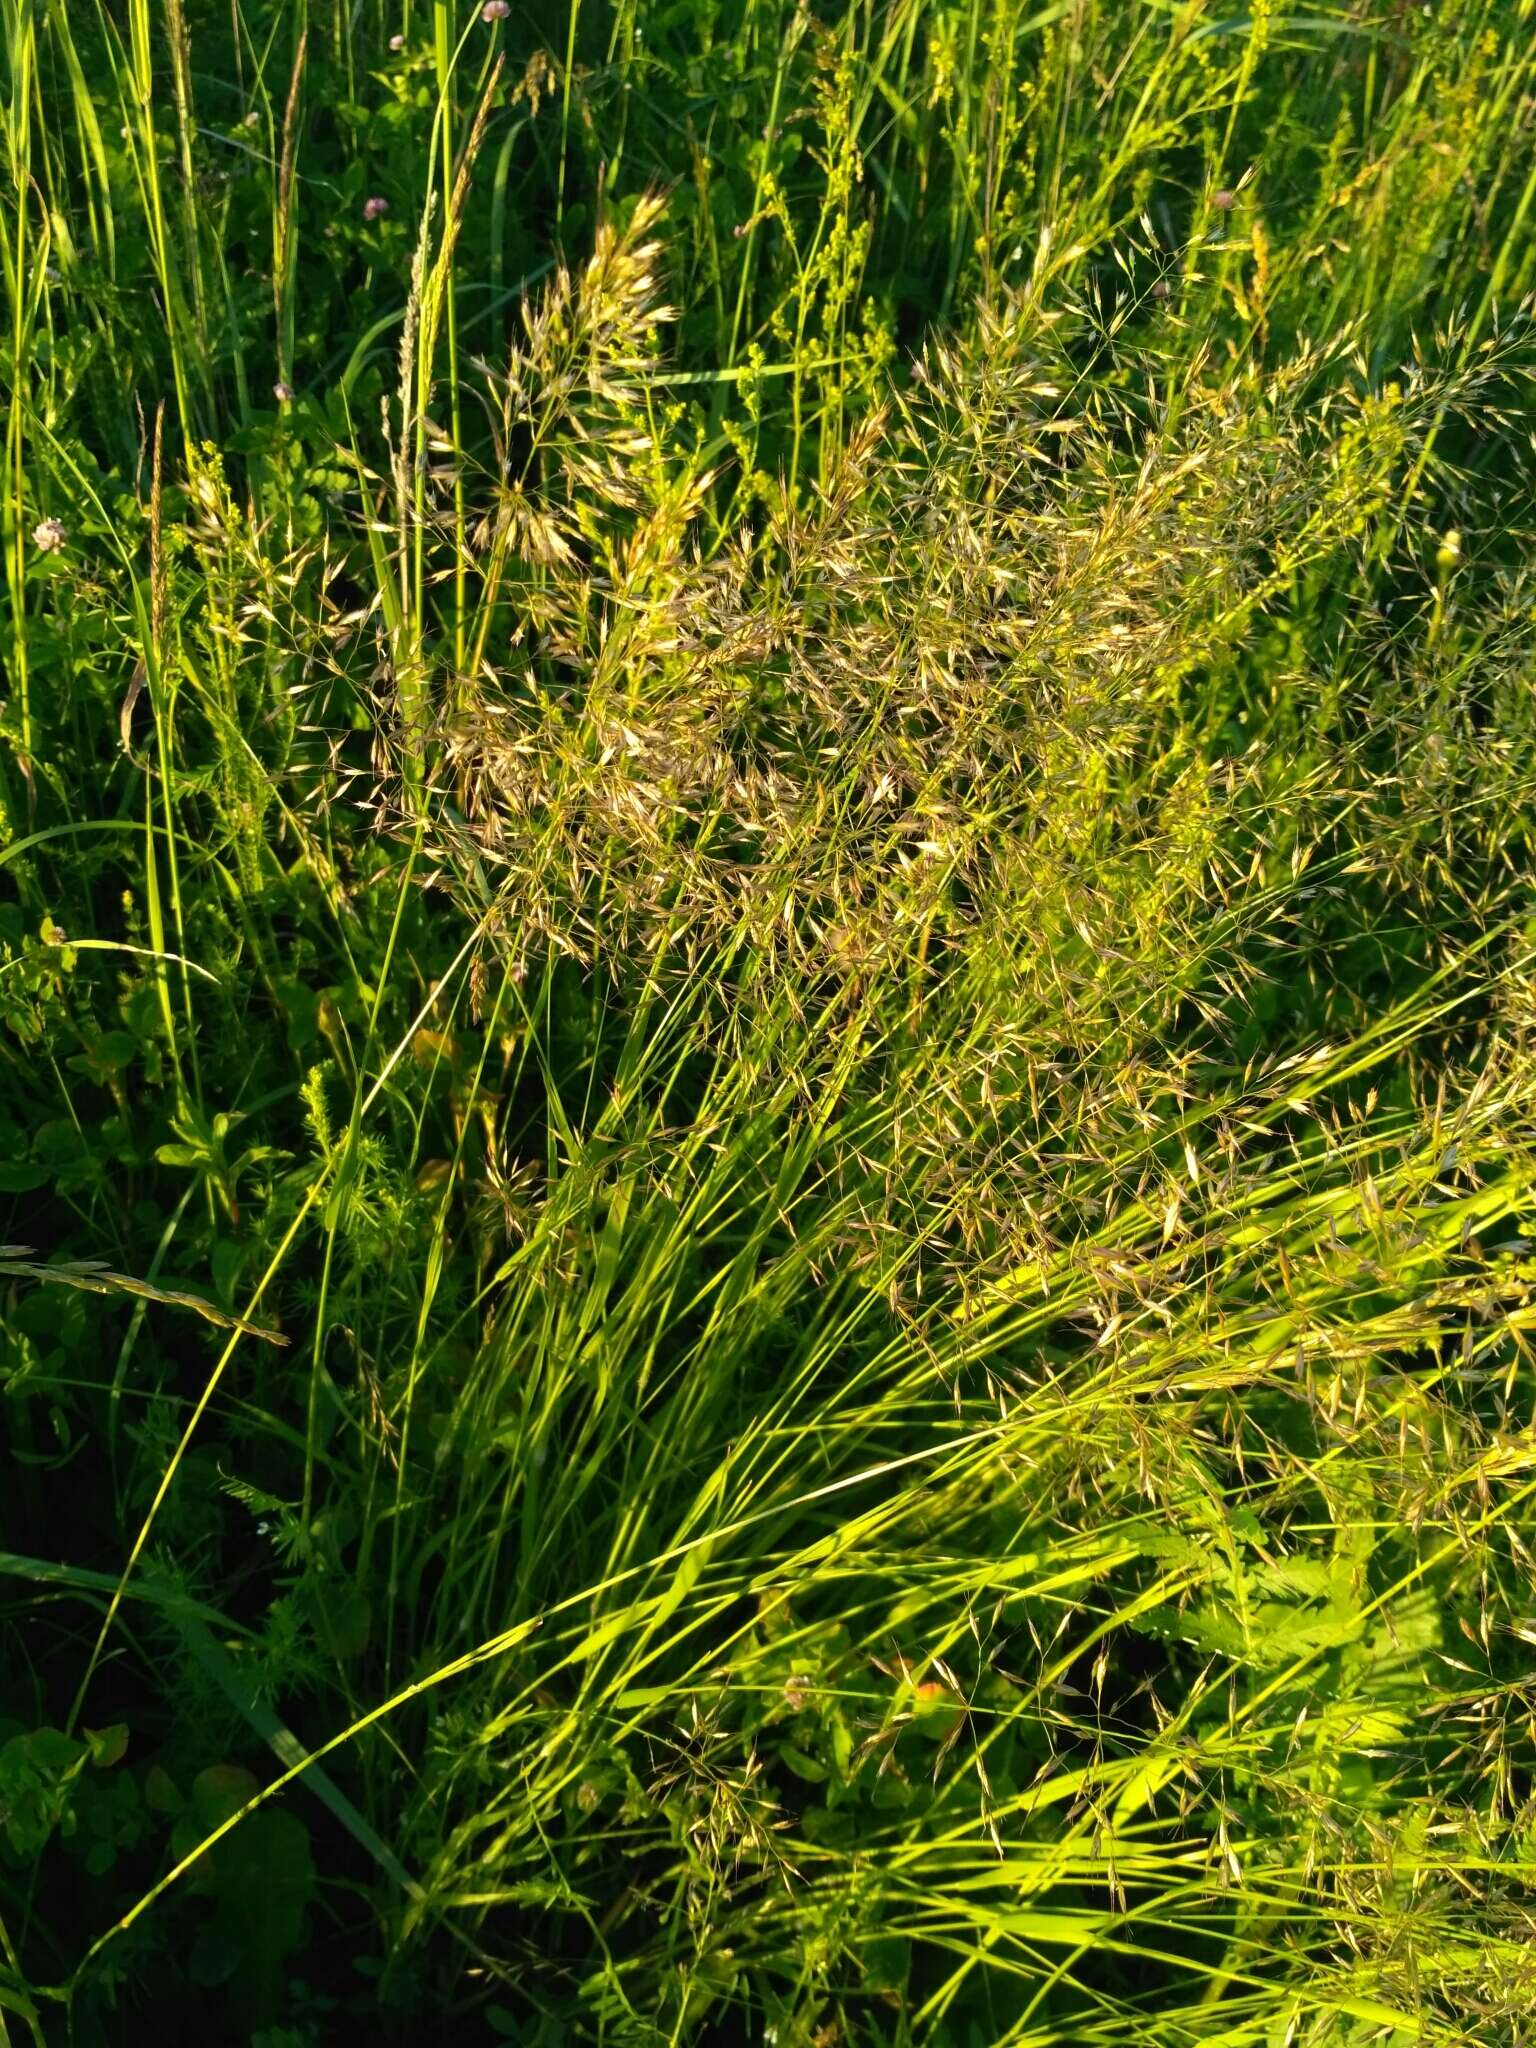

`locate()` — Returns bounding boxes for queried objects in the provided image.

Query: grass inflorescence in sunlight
[3,0,1536,2041]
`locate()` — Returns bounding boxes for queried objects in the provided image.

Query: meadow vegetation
[3,0,1536,2040]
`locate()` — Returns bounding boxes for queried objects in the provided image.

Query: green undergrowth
[3,0,1536,2042]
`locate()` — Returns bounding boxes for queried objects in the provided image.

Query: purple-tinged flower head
[389,32,404,48]
[273,381,295,404]
[1211,188,1236,211]
[481,1,510,18]
[33,518,67,553]
[363,195,390,222]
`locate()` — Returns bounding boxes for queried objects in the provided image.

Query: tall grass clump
[3,1,1536,2043]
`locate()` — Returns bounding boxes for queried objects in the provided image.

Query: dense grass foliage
[4,0,1536,2041]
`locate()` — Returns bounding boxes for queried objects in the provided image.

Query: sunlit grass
[2,1,1536,2041]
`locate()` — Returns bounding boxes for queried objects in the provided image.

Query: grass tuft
[3,1,1536,2042]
